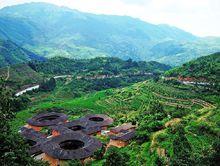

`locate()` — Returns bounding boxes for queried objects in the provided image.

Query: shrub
[105,147,129,166]
[93,145,106,160]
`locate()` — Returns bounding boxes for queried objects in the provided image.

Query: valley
[0,2,219,166]
[0,39,219,166]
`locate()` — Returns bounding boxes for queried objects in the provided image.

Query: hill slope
[11,80,220,165]
[1,3,220,65]
[0,56,170,91]
[0,38,45,67]
[166,52,220,82]
[0,63,43,90]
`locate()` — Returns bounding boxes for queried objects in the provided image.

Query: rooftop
[27,112,68,127]
[41,132,102,159]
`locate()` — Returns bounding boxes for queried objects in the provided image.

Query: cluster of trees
[29,57,171,76]
[105,147,130,166]
[67,76,150,98]
[168,122,220,166]
[135,100,167,143]
[166,52,220,87]
[0,80,47,165]
[39,78,56,92]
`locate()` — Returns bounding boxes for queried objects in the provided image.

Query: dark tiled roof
[79,114,113,127]
[20,127,47,155]
[29,143,43,156]
[20,127,46,141]
[27,112,68,127]
[41,132,102,160]
[50,119,98,134]
[110,130,135,141]
[50,125,73,135]
[110,123,136,133]
[51,114,113,135]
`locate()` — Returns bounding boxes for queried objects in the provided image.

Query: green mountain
[151,38,220,65]
[166,52,220,82]
[0,38,45,67]
[1,2,219,65]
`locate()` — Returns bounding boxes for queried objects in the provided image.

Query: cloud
[119,0,150,5]
[0,0,219,36]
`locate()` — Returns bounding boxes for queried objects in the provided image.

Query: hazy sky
[1,0,220,37]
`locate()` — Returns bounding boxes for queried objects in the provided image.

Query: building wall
[26,124,42,131]
[43,153,59,166]
[52,130,60,137]
[108,139,128,148]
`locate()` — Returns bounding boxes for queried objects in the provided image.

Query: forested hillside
[166,52,220,82]
[1,2,220,65]
[0,39,45,67]
[30,57,171,75]
[0,57,170,91]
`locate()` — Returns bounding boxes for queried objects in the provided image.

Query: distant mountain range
[0,2,220,66]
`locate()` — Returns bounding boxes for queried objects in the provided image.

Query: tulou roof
[22,113,115,158]
[79,114,114,127]
[110,123,136,134]
[41,132,102,160]
[20,127,46,141]
[110,130,136,141]
[20,127,47,155]
[62,119,103,135]
[27,112,68,127]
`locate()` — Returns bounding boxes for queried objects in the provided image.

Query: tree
[93,145,106,160]
[0,80,47,166]
[171,124,193,166]
[105,147,129,166]
[39,77,56,91]
[135,100,166,143]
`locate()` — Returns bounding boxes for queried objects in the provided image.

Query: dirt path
[153,92,215,109]
[159,101,192,109]
[197,110,212,122]
[150,117,182,163]
[5,66,10,81]
[151,130,165,150]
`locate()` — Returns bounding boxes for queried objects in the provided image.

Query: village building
[110,123,136,134]
[108,123,136,148]
[20,113,137,165]
[26,112,68,131]
[50,114,113,137]
[40,132,102,166]
[108,130,136,148]
[20,127,47,155]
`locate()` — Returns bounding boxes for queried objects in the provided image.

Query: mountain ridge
[0,2,220,66]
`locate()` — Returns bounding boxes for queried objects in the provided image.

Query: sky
[0,0,220,37]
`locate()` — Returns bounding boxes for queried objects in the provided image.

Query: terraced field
[11,80,219,165]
